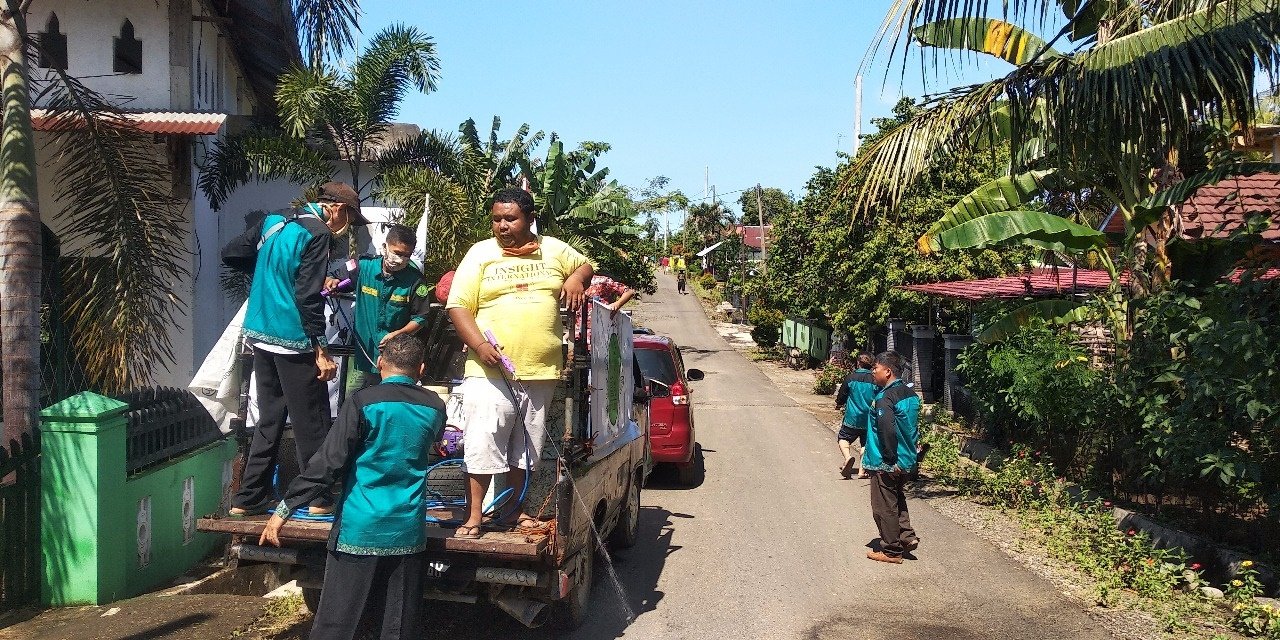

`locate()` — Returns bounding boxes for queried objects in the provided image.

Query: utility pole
[755,184,767,272]
[853,74,863,156]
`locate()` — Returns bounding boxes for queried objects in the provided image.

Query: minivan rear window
[635,348,678,386]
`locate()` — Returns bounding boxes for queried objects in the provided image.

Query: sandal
[514,515,543,530]
[228,506,268,517]
[453,525,483,540]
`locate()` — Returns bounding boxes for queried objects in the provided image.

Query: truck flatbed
[197,510,552,562]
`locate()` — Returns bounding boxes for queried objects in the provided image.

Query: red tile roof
[1225,267,1280,283]
[899,268,1125,301]
[29,110,226,135]
[1100,172,1280,241]
[732,224,772,250]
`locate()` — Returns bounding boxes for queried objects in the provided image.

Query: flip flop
[453,525,483,539]
[227,506,268,518]
[514,515,543,530]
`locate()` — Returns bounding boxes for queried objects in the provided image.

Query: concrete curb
[931,426,1278,597]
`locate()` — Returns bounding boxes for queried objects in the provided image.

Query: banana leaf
[919,169,1058,254]
[937,210,1106,254]
[977,299,1093,343]
[912,18,1059,65]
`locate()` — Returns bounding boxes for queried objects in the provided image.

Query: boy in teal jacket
[260,334,445,640]
[834,352,878,479]
[863,350,922,564]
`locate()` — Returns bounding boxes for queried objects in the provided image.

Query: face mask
[383,247,407,271]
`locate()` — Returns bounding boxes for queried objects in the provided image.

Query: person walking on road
[864,350,922,564]
[225,181,365,517]
[259,335,446,640]
[835,352,877,479]
[676,268,687,294]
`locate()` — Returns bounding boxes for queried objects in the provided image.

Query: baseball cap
[317,181,368,225]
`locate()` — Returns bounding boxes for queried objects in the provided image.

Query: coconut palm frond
[373,129,466,180]
[351,24,441,132]
[197,129,335,210]
[293,0,361,66]
[1042,0,1280,168]
[912,17,1061,64]
[32,73,190,393]
[275,65,344,139]
[842,78,1010,216]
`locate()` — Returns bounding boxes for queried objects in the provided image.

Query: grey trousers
[870,471,917,556]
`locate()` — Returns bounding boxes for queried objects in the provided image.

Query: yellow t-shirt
[446,236,588,380]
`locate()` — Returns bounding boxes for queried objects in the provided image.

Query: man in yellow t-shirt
[445,187,592,539]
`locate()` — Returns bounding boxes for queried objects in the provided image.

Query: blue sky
[358,1,1005,220]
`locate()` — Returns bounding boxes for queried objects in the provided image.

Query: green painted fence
[40,392,236,606]
[1,431,40,611]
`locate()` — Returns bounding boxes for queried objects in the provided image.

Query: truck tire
[302,587,322,614]
[551,549,595,631]
[608,474,641,549]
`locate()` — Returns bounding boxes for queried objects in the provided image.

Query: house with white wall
[27,0,299,390]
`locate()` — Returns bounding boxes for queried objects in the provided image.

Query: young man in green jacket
[260,334,446,640]
[326,224,431,390]
[863,350,922,564]
[835,352,878,479]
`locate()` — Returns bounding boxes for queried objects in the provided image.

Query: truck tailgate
[197,510,552,562]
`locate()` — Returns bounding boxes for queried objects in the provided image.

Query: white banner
[589,301,634,444]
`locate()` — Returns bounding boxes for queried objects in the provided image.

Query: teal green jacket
[835,368,878,429]
[862,379,922,472]
[237,205,332,350]
[345,257,430,374]
[276,375,446,555]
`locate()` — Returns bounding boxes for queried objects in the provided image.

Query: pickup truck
[197,302,650,630]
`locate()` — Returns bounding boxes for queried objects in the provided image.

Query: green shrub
[696,272,716,290]
[812,363,848,395]
[748,304,784,348]
[956,324,1108,471]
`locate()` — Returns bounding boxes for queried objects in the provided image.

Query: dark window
[37,14,68,70]
[113,19,141,74]
[635,348,678,386]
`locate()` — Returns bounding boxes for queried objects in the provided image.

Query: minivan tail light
[670,382,689,405]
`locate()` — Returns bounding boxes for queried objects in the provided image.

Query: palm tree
[1,0,42,443]
[200,23,441,210]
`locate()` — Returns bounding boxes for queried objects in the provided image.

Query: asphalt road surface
[425,272,1114,640]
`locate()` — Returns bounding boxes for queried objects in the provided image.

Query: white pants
[459,377,556,475]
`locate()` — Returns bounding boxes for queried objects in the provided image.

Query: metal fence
[0,431,40,611]
[115,387,223,476]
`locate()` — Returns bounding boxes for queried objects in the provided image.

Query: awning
[30,110,227,135]
[695,241,726,257]
[898,268,1125,302]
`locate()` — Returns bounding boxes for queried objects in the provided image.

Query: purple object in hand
[321,278,352,297]
[483,330,517,375]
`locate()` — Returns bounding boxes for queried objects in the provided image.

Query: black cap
[317,181,368,225]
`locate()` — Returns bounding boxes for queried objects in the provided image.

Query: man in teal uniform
[835,352,878,479]
[863,350,922,564]
[328,224,431,390]
[260,334,446,640]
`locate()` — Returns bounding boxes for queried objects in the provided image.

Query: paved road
[427,272,1114,639]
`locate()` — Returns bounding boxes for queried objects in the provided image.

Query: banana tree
[852,0,1280,274]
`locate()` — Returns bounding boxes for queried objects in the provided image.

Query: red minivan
[633,334,705,485]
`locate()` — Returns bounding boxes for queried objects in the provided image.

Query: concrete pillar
[911,325,937,403]
[40,392,130,606]
[885,319,913,365]
[943,334,975,414]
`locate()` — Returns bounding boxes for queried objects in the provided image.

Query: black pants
[234,349,332,511]
[870,471,917,556]
[311,551,423,640]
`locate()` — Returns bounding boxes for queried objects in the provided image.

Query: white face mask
[383,247,407,271]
